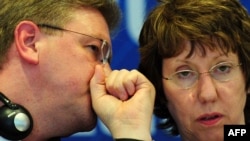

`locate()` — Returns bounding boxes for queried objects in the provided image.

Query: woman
[138,0,250,140]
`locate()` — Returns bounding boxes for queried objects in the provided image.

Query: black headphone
[0,92,33,140]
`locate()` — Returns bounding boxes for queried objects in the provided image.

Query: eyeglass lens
[101,41,111,64]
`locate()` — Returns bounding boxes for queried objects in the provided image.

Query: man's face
[36,7,111,133]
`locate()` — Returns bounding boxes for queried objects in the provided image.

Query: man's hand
[90,64,155,141]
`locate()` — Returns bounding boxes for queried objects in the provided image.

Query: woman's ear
[14,21,40,64]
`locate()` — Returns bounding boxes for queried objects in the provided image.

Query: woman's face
[162,41,246,141]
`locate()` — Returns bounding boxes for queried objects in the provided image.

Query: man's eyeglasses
[162,62,242,89]
[37,24,111,64]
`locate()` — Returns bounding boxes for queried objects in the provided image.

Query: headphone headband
[0,92,18,109]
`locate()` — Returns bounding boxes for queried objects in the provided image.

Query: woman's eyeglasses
[162,62,242,89]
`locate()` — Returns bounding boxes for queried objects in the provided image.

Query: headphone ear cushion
[0,104,33,140]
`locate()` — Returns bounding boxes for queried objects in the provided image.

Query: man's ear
[14,21,40,64]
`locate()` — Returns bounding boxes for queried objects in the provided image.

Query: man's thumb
[90,65,106,101]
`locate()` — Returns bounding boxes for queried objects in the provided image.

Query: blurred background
[62,0,250,140]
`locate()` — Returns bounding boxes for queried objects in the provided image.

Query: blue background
[62,0,250,140]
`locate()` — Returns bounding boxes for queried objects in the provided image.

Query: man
[0,1,155,140]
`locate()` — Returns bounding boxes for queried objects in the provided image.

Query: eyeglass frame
[162,62,242,89]
[37,23,111,64]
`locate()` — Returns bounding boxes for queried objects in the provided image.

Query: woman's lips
[197,113,223,126]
